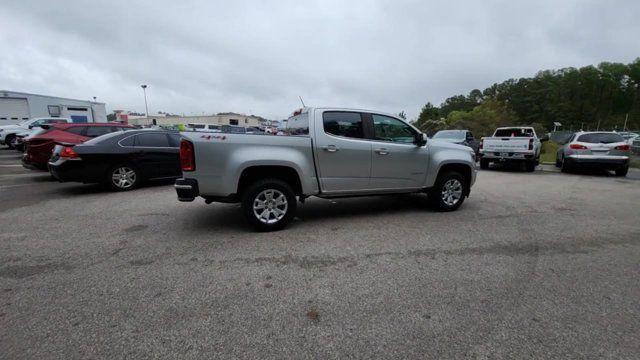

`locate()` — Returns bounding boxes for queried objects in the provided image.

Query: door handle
[323,145,339,152]
[375,148,389,155]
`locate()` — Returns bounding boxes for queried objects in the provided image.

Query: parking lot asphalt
[1,148,639,359]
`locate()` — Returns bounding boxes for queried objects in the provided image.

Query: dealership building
[126,113,263,128]
[0,90,107,125]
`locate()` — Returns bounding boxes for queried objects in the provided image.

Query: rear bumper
[48,159,88,182]
[567,155,629,167]
[22,158,47,171]
[175,178,200,202]
[479,151,536,161]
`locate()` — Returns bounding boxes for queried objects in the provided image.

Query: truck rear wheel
[241,178,297,231]
[428,171,467,212]
[480,159,489,169]
[525,161,536,172]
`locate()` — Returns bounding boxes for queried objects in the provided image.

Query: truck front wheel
[428,171,467,211]
[241,178,297,231]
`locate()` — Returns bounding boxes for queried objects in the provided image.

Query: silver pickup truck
[175,107,477,231]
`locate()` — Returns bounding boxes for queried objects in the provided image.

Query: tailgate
[483,137,530,152]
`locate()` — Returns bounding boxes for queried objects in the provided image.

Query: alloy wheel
[112,166,136,189]
[252,189,288,224]
[441,179,463,206]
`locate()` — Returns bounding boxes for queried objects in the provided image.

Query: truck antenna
[298,96,306,107]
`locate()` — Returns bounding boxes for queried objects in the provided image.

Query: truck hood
[432,138,464,144]
[0,124,27,132]
[429,139,472,151]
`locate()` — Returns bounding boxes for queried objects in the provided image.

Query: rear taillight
[528,138,534,150]
[60,146,79,158]
[180,139,195,171]
[569,143,588,150]
[479,140,483,150]
[614,144,630,151]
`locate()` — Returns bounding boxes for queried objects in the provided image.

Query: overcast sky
[1,0,639,120]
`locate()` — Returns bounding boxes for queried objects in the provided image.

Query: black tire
[555,155,561,168]
[106,164,140,191]
[525,161,536,172]
[615,166,629,177]
[428,171,467,212]
[4,134,16,150]
[560,156,572,173]
[241,178,297,231]
[480,159,489,169]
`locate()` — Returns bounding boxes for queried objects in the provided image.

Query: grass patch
[540,140,560,164]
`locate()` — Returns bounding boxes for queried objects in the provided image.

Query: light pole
[141,84,149,117]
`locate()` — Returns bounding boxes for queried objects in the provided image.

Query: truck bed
[180,132,319,197]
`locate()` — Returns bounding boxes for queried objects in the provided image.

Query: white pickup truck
[479,127,545,172]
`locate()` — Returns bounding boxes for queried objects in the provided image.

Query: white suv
[0,118,71,149]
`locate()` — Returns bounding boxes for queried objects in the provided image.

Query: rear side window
[577,133,624,144]
[136,133,170,147]
[65,127,85,135]
[281,113,309,136]
[118,135,135,146]
[85,126,115,138]
[167,133,181,147]
[323,112,363,139]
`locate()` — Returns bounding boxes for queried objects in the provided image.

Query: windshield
[494,128,534,137]
[82,130,127,145]
[577,133,624,144]
[433,130,465,140]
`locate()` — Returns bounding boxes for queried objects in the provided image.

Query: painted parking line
[0,164,24,167]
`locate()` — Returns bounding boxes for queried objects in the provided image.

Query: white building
[127,113,263,128]
[0,90,107,125]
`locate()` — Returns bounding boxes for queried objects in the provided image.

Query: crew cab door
[368,114,429,189]
[313,111,371,193]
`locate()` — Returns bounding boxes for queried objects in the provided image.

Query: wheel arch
[237,165,303,196]
[435,162,473,197]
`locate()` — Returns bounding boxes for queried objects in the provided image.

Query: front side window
[229,119,239,126]
[323,112,363,139]
[136,133,170,147]
[372,114,415,143]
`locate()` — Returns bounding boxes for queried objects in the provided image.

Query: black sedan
[49,130,182,191]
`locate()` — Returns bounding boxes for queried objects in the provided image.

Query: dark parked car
[432,129,480,155]
[49,130,181,191]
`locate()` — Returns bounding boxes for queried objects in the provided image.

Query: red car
[22,123,134,169]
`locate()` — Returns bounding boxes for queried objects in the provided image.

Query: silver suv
[556,131,631,176]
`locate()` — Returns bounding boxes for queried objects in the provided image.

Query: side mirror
[28,125,34,129]
[414,133,427,147]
